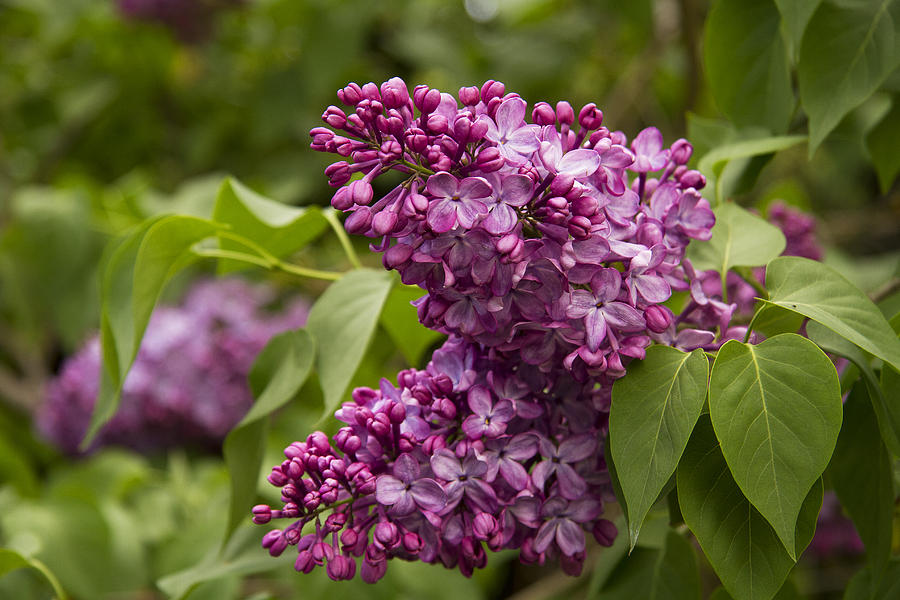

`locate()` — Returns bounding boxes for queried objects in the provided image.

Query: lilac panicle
[255,77,722,582]
[38,279,308,454]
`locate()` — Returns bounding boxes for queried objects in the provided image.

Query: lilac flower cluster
[116,0,243,43]
[38,279,307,454]
[254,337,618,581]
[311,77,715,378]
[253,77,717,583]
[665,201,823,349]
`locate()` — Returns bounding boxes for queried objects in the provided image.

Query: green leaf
[697,136,807,203]
[829,382,894,580]
[678,417,823,600]
[808,319,900,455]
[380,284,443,366]
[844,560,900,600]
[212,178,328,274]
[766,256,900,371]
[610,346,709,549]
[774,0,822,57]
[866,96,900,192]
[0,549,67,600]
[87,216,220,447]
[749,304,806,339]
[708,334,841,558]
[157,525,291,600]
[705,0,794,133]
[687,202,787,276]
[649,532,702,600]
[223,329,315,545]
[306,269,394,419]
[798,0,900,156]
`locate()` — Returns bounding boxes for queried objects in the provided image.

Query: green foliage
[798,0,900,155]
[765,256,900,371]
[609,346,708,549]
[380,283,444,366]
[705,0,793,133]
[678,417,822,600]
[708,334,841,558]
[0,548,67,600]
[305,269,394,420]
[687,202,786,275]
[866,96,900,192]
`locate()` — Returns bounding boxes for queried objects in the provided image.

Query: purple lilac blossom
[37,279,308,454]
[254,77,722,583]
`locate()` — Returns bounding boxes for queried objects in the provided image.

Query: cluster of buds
[38,279,308,454]
[253,337,617,581]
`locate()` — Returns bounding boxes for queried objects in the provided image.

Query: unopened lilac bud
[496,233,520,255]
[571,195,598,217]
[547,196,568,211]
[268,467,288,487]
[426,113,449,134]
[388,401,406,424]
[679,169,706,189]
[372,211,398,236]
[312,541,335,564]
[532,102,556,126]
[361,554,387,583]
[343,435,362,454]
[610,130,627,145]
[327,554,356,581]
[414,86,442,114]
[670,138,693,165]
[349,180,374,206]
[344,207,372,235]
[325,512,348,532]
[475,146,504,172]
[568,216,592,240]
[330,187,353,210]
[556,101,575,125]
[383,243,413,269]
[322,106,347,129]
[340,528,358,549]
[324,161,351,187]
[308,431,331,454]
[374,521,400,549]
[480,79,505,103]
[456,85,478,106]
[303,491,321,511]
[593,518,618,547]
[252,505,272,524]
[379,140,403,161]
[432,373,454,395]
[549,173,574,196]
[561,552,584,576]
[337,83,362,106]
[295,550,315,573]
[636,221,663,247]
[262,530,288,556]
[423,434,447,454]
[380,77,409,109]
[578,102,603,130]
[473,513,498,540]
[433,396,457,420]
[453,115,471,143]
[402,532,423,553]
[469,117,488,142]
[287,457,305,479]
[360,82,380,101]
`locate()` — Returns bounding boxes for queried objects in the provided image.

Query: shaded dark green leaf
[866,96,900,193]
[687,202,786,275]
[380,284,443,366]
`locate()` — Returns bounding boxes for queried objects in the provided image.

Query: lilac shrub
[253,77,726,582]
[38,279,308,454]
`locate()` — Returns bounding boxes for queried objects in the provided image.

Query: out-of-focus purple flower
[116,0,244,43]
[38,278,308,454]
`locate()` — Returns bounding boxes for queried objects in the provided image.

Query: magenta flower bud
[636,221,664,247]
[262,530,288,556]
[340,528,358,549]
[431,155,453,172]
[547,196,568,211]
[344,207,372,234]
[357,474,377,495]
[426,113,449,134]
[322,106,347,129]
[532,102,556,126]
[414,86,442,114]
[283,527,301,545]
[252,505,272,524]
[578,103,603,130]
[343,435,362,454]
[383,243,413,269]
[337,83,362,106]
[469,117,489,142]
[593,518,618,547]
[324,161,351,187]
[361,554,387,583]
[372,211,399,236]
[432,373,454,395]
[473,513,498,540]
[268,468,288,487]
[459,85,480,106]
[397,436,414,453]
[360,82,380,101]
[380,77,410,109]
[423,434,447,454]
[354,406,374,425]
[402,532,423,553]
[556,101,575,125]
[368,414,391,438]
[387,401,407,424]
[348,180,373,206]
[670,138,693,164]
[303,491,321,511]
[568,216,592,240]
[330,187,354,210]
[307,431,331,453]
[453,115,471,143]
[284,442,305,460]
[408,191,429,214]
[295,550,315,574]
[480,79,505,103]
[679,169,706,189]
[610,130,627,145]
[433,397,457,420]
[561,552,585,576]
[281,483,301,502]
[571,195,598,217]
[327,554,356,581]
[287,457,305,479]
[549,173,574,196]
[374,521,400,549]
[475,146,504,172]
[312,541,335,565]
[325,512,348,532]
[380,139,403,161]
[346,462,366,479]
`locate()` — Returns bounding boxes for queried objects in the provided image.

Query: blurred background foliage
[0,0,897,598]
